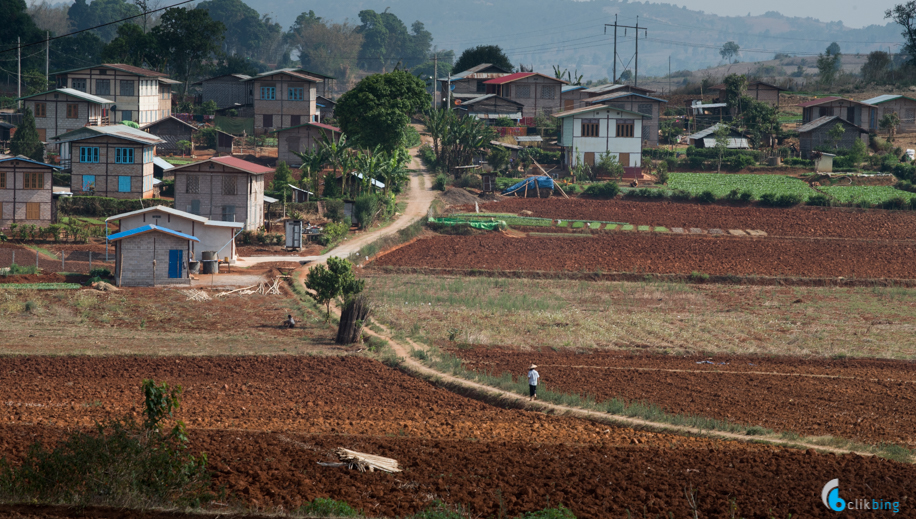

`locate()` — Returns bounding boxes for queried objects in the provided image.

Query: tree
[714,123,730,173]
[50,32,104,72]
[740,98,779,148]
[28,0,71,36]
[817,43,842,84]
[270,160,294,195]
[720,41,740,63]
[210,54,259,77]
[826,42,841,56]
[2,0,44,71]
[102,23,158,67]
[176,140,191,156]
[723,73,748,116]
[305,257,364,322]
[291,19,364,81]
[453,45,512,74]
[10,107,44,162]
[487,146,509,172]
[335,71,430,152]
[152,7,225,95]
[827,123,846,150]
[198,0,278,60]
[848,138,868,166]
[67,0,141,41]
[617,70,632,83]
[861,51,891,83]
[880,112,901,141]
[887,1,916,64]
[660,119,682,146]
[355,9,430,72]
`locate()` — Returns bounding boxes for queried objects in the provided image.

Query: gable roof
[276,121,342,134]
[483,72,567,85]
[586,92,669,104]
[582,83,655,95]
[141,115,198,132]
[17,88,114,105]
[192,73,252,86]
[862,94,916,105]
[796,96,873,109]
[458,94,524,107]
[0,154,59,169]
[168,156,273,175]
[551,104,646,119]
[52,125,165,145]
[797,115,867,133]
[688,123,747,140]
[562,85,585,93]
[53,63,168,78]
[246,68,322,82]
[107,224,200,243]
[152,157,174,171]
[106,205,208,224]
[446,63,513,81]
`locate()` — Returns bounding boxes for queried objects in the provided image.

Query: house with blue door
[108,224,199,286]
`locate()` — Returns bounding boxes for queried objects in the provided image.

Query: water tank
[201,251,217,261]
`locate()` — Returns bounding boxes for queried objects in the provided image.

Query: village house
[583,83,656,98]
[194,73,252,110]
[141,116,197,155]
[108,224,198,287]
[53,125,164,199]
[0,154,57,227]
[316,95,336,122]
[687,123,750,149]
[483,72,568,121]
[798,97,877,132]
[276,121,341,167]
[18,88,113,143]
[711,81,787,108]
[438,63,512,108]
[862,95,916,133]
[560,85,587,111]
[106,205,243,263]
[53,64,180,125]
[454,94,524,122]
[797,116,869,159]
[170,156,268,231]
[246,69,323,134]
[586,92,668,147]
[552,104,644,177]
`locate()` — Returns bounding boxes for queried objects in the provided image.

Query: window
[71,79,86,92]
[115,148,134,164]
[290,115,301,126]
[143,175,152,193]
[222,175,237,195]
[616,119,635,138]
[66,104,79,119]
[581,119,599,137]
[263,114,273,128]
[34,103,46,118]
[260,86,276,100]
[186,175,200,194]
[121,110,132,122]
[516,85,531,98]
[289,87,304,100]
[82,175,96,191]
[541,85,556,99]
[23,172,43,189]
[476,80,487,93]
[79,147,99,163]
[96,79,111,96]
[221,205,236,222]
[188,199,201,215]
[120,80,134,96]
[26,203,40,220]
[0,172,5,188]
[118,176,131,192]
[143,147,153,163]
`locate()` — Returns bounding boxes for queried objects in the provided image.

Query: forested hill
[256,0,902,79]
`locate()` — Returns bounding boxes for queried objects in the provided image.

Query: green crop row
[667,173,813,201]
[818,186,916,206]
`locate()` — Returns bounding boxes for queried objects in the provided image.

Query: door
[37,128,46,141]
[168,250,183,279]
[618,153,630,167]
[847,107,856,124]
[583,152,595,167]
[564,99,574,111]
[263,114,273,128]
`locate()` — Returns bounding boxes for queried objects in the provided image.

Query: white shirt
[528,369,539,385]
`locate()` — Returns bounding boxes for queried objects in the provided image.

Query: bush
[88,268,112,279]
[670,189,691,201]
[433,173,448,191]
[881,196,910,210]
[728,154,756,170]
[318,221,348,246]
[784,157,814,167]
[655,161,669,185]
[759,193,804,207]
[454,173,481,189]
[298,498,360,517]
[625,187,667,199]
[402,125,421,148]
[322,199,344,222]
[410,501,467,519]
[582,181,620,199]
[696,190,716,203]
[3,264,39,276]
[690,271,710,282]
[418,144,437,168]
[353,194,381,230]
[685,145,762,162]
[665,157,679,172]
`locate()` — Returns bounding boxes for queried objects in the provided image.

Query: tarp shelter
[502,176,554,197]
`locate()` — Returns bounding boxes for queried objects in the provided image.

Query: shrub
[670,189,692,201]
[322,199,345,222]
[298,498,360,517]
[88,268,112,279]
[665,157,679,172]
[690,271,710,282]
[318,221,349,246]
[760,193,803,207]
[626,187,667,199]
[433,173,448,191]
[410,501,467,519]
[582,181,620,199]
[696,190,716,203]
[687,156,706,170]
[4,264,39,276]
[418,144,437,167]
[784,157,814,167]
[881,196,910,210]
[655,161,669,184]
[454,173,481,189]
[353,194,381,230]
[685,146,762,162]
[728,154,756,170]
[807,193,831,206]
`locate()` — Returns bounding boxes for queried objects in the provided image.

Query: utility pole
[604,17,647,85]
[635,17,639,87]
[17,37,21,109]
[46,32,49,91]
[433,52,438,111]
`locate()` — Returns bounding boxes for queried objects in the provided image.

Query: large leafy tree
[356,9,433,72]
[290,18,363,80]
[50,32,104,72]
[739,98,779,148]
[335,70,430,152]
[861,51,891,83]
[11,107,44,162]
[453,45,512,73]
[197,0,273,60]
[152,7,225,95]
[719,41,740,63]
[1,0,44,71]
[887,2,916,64]
[68,0,141,42]
[102,23,159,67]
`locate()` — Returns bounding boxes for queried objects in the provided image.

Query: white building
[106,205,243,263]
[552,104,644,177]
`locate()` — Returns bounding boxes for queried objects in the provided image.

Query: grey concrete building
[586,92,668,147]
[193,73,252,110]
[170,156,268,231]
[0,154,58,227]
[863,94,916,133]
[108,224,198,286]
[797,116,869,159]
[18,88,113,144]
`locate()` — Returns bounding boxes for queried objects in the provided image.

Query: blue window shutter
[79,147,85,162]
[118,176,131,192]
[83,175,95,190]
[115,148,120,163]
[94,147,99,163]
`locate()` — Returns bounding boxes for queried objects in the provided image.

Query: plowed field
[447,347,916,446]
[3,356,914,518]
[372,233,916,279]
[466,198,916,240]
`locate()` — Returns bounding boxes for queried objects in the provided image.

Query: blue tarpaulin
[502,176,554,196]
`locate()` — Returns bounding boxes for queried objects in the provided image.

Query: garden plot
[667,173,814,200]
[818,185,916,205]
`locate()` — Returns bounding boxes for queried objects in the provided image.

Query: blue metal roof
[108,224,200,243]
[862,94,916,105]
[0,155,60,169]
[562,85,584,93]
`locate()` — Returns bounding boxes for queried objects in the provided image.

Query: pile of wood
[185,289,211,301]
[214,278,281,297]
[335,448,401,473]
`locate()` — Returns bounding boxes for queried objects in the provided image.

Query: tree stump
[336,294,371,345]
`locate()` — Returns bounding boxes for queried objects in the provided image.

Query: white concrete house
[552,104,644,177]
[106,205,243,263]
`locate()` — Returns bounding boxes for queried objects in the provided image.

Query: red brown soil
[1,356,914,518]
[0,243,113,274]
[237,244,322,257]
[0,273,86,284]
[372,233,916,279]
[465,198,916,240]
[446,347,916,447]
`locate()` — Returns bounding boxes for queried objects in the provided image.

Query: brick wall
[277,125,338,166]
[28,97,98,143]
[253,73,318,133]
[0,160,54,227]
[173,164,264,230]
[115,232,191,286]
[68,136,156,199]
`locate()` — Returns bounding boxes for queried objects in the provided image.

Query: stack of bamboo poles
[336,448,401,473]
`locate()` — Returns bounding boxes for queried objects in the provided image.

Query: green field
[818,186,916,205]
[668,173,813,200]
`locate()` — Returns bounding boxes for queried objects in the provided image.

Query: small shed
[814,152,836,173]
[108,224,199,287]
[141,116,197,155]
[288,184,314,203]
[153,156,174,179]
[687,124,749,149]
[215,129,234,155]
[797,116,869,159]
[481,171,497,192]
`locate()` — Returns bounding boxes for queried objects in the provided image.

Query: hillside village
[2,0,916,518]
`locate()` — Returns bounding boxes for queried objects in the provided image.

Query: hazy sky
[655,0,898,29]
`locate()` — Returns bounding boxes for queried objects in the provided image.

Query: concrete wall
[874,99,916,132]
[173,164,264,231]
[277,125,339,166]
[67,135,156,199]
[118,210,239,262]
[252,73,318,134]
[202,77,252,109]
[114,232,191,287]
[0,160,54,227]
[58,68,170,123]
[560,107,643,168]
[594,97,664,147]
[800,125,869,159]
[26,94,106,143]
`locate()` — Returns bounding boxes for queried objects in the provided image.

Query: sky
[654,0,898,28]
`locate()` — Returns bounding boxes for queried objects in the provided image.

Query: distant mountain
[247,0,903,80]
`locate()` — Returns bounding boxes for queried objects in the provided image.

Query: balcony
[87,116,110,127]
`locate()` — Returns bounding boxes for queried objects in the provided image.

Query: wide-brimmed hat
[529,364,538,369]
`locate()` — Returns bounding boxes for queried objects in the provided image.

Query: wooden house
[798,97,877,132]
[246,69,322,134]
[586,92,668,147]
[862,94,916,133]
[438,63,512,108]
[0,154,58,227]
[797,116,869,159]
[193,73,252,110]
[711,81,786,108]
[141,116,197,155]
[276,121,341,167]
[18,88,113,143]
[170,156,268,231]
[53,125,164,199]
[560,85,588,111]
[687,124,749,149]
[454,94,523,122]
[483,72,568,121]
[317,95,336,122]
[552,104,644,177]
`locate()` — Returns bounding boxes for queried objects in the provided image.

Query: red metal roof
[483,72,535,85]
[210,156,274,174]
[105,64,168,77]
[308,122,341,133]
[796,96,842,108]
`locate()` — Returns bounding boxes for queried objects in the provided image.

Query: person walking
[527,364,539,401]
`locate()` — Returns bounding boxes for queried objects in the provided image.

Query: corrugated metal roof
[289,184,315,195]
[204,220,244,228]
[562,85,584,93]
[152,157,174,170]
[106,205,208,223]
[246,68,321,82]
[18,88,114,105]
[263,195,279,203]
[688,123,744,140]
[459,94,523,107]
[0,154,59,169]
[352,172,385,189]
[796,115,866,133]
[701,137,749,149]
[484,72,566,85]
[141,115,198,131]
[107,224,200,242]
[582,83,655,94]
[586,92,668,104]
[515,136,543,142]
[551,104,645,118]
[158,78,183,85]
[447,63,512,80]
[490,140,522,150]
[276,121,341,134]
[53,63,167,77]
[795,96,871,108]
[862,94,916,105]
[211,156,274,174]
[53,125,165,145]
